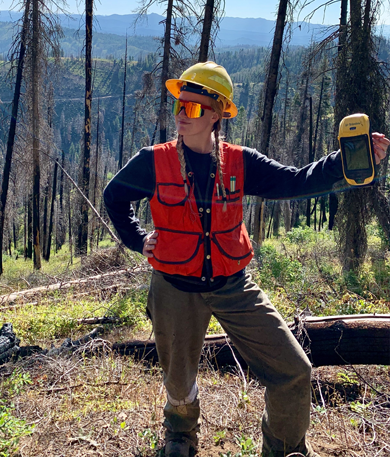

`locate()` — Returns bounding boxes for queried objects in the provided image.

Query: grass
[253,226,390,319]
[0,243,80,294]
[2,226,389,348]
[1,288,151,346]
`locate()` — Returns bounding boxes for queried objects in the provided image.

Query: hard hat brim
[166,78,238,119]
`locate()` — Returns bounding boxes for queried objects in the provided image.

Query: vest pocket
[157,183,188,206]
[214,188,241,203]
[153,227,203,264]
[211,222,253,260]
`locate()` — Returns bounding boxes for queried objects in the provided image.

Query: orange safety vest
[148,140,254,278]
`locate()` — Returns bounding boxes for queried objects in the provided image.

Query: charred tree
[91,98,101,250]
[31,0,42,269]
[27,194,33,259]
[0,0,30,275]
[198,0,214,62]
[253,0,289,244]
[43,160,58,261]
[335,0,388,272]
[159,0,173,144]
[306,96,314,227]
[56,149,66,250]
[118,36,127,171]
[79,0,93,255]
[112,315,390,367]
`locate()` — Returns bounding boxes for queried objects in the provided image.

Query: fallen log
[0,326,105,365]
[0,285,135,312]
[76,316,122,325]
[5,314,390,368]
[112,314,390,367]
[292,314,390,366]
[0,268,139,305]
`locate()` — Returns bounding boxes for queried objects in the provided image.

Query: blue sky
[1,0,390,25]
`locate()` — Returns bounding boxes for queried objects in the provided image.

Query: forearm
[244,148,344,199]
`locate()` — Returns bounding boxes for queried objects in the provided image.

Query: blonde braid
[210,99,228,212]
[213,124,227,212]
[176,134,189,195]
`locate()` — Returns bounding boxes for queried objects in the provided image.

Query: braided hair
[176,133,188,195]
[210,98,227,212]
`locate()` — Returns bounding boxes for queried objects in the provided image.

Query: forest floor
[1,234,390,457]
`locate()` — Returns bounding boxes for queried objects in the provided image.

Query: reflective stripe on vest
[148,140,253,277]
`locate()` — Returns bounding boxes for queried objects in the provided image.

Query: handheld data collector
[338,113,376,186]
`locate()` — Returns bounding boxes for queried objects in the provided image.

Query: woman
[104,61,389,457]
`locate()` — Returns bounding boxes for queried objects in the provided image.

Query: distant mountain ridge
[1,10,389,52]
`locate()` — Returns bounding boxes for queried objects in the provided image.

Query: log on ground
[293,314,390,366]
[112,314,390,367]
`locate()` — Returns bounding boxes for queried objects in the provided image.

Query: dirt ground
[1,346,389,457]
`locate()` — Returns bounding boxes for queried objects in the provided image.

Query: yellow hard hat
[166,61,238,119]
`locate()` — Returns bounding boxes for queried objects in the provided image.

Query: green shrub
[0,371,34,457]
[256,244,303,290]
[0,402,35,457]
[284,226,318,244]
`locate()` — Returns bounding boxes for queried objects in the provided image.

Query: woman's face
[175,90,220,139]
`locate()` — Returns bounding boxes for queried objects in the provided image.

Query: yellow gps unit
[338,113,376,186]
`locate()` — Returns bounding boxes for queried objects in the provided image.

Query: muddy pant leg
[205,273,312,453]
[147,270,212,442]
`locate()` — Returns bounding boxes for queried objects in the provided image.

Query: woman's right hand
[142,231,158,258]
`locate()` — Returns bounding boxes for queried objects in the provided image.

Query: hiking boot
[164,437,196,457]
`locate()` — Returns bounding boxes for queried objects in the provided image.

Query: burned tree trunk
[43,160,58,261]
[0,0,30,275]
[253,0,288,245]
[118,37,127,171]
[79,0,93,255]
[159,0,173,144]
[0,323,20,364]
[31,0,42,270]
[198,0,214,62]
[4,315,389,368]
[113,315,390,368]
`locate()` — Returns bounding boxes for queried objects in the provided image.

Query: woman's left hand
[372,132,390,164]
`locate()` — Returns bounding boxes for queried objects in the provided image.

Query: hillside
[3,10,390,58]
[1,35,390,164]
[0,21,159,60]
[0,45,304,161]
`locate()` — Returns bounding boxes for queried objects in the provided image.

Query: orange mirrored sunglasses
[172,100,213,118]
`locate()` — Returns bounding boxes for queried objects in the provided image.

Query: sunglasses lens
[172,100,181,115]
[172,100,203,118]
[186,102,202,118]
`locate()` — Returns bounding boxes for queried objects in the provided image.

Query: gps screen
[341,135,371,171]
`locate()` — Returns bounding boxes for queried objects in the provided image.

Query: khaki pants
[147,270,312,453]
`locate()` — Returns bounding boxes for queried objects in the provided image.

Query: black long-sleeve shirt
[104,143,344,291]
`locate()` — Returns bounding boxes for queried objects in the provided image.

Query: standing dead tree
[334,0,389,272]
[0,0,30,276]
[1,0,63,273]
[118,36,128,171]
[253,0,289,245]
[31,0,42,269]
[197,0,225,62]
[78,0,94,256]
[43,160,58,261]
